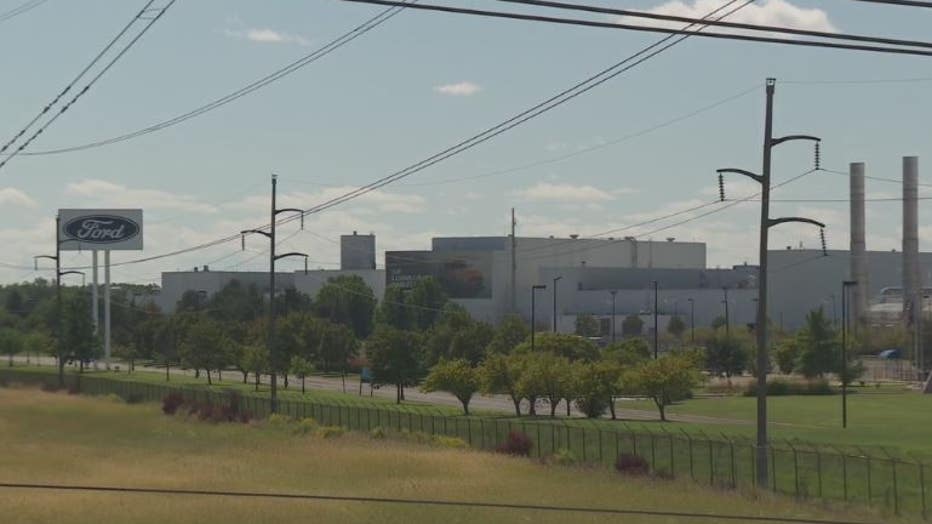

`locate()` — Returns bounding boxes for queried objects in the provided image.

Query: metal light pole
[241,174,308,414]
[610,290,618,344]
[530,284,546,351]
[722,287,730,336]
[688,298,695,345]
[34,215,83,388]
[716,78,825,488]
[552,276,562,333]
[651,280,659,359]
[841,280,857,429]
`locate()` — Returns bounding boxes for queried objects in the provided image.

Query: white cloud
[515,182,618,203]
[615,0,837,35]
[434,82,482,96]
[0,187,37,208]
[224,27,311,46]
[66,179,218,214]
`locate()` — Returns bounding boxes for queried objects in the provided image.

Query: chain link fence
[1,368,927,520]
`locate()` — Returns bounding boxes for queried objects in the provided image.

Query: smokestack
[903,156,920,330]
[850,163,868,324]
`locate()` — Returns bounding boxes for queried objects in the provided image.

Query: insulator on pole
[240,234,245,251]
[300,214,305,230]
[820,227,828,256]
[814,142,821,170]
[304,256,308,275]
[718,173,726,202]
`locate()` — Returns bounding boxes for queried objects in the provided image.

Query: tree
[485,314,529,355]
[515,332,599,362]
[705,331,750,378]
[206,280,265,324]
[796,308,839,379]
[289,355,315,394]
[525,352,572,417]
[113,342,139,373]
[318,321,357,373]
[421,359,480,415]
[575,314,600,337]
[314,275,376,338]
[23,331,53,365]
[62,294,101,373]
[479,353,525,416]
[667,315,686,339]
[580,359,625,419]
[408,277,448,331]
[0,327,23,367]
[774,337,800,375]
[710,315,727,331]
[241,343,269,391]
[622,315,644,337]
[449,321,494,365]
[625,353,701,421]
[603,338,651,367]
[377,285,411,330]
[366,325,423,403]
[180,318,229,385]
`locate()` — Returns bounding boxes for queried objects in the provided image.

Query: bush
[743,378,835,397]
[293,418,319,435]
[574,397,609,419]
[162,393,185,415]
[496,431,533,457]
[369,426,386,439]
[551,448,578,466]
[315,426,345,439]
[105,393,124,403]
[615,453,649,476]
[268,413,293,427]
[432,436,468,449]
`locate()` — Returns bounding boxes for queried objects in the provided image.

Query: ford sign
[59,209,144,251]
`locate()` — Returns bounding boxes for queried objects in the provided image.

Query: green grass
[0,386,920,524]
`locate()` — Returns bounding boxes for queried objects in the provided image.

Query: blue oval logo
[64,215,140,244]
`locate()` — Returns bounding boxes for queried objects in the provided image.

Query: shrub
[162,393,185,415]
[615,453,649,476]
[268,413,292,427]
[105,393,124,403]
[743,378,835,397]
[432,436,468,449]
[496,431,533,457]
[238,411,253,424]
[315,426,345,439]
[197,402,214,421]
[551,448,578,466]
[370,426,386,439]
[293,418,319,435]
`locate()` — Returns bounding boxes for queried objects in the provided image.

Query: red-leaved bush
[496,431,533,456]
[161,393,185,415]
[615,453,650,476]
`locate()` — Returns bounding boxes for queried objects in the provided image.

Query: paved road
[10,356,751,426]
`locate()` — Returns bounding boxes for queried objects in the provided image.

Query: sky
[0,0,931,286]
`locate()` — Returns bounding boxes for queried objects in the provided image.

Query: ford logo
[63,215,140,244]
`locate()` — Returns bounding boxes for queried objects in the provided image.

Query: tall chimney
[903,157,920,332]
[850,163,868,324]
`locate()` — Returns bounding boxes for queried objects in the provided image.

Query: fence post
[582,427,587,463]
[708,437,714,486]
[467,418,472,446]
[920,461,927,520]
[615,431,620,465]
[680,430,694,481]
[727,436,737,489]
[598,430,604,464]
[480,418,485,449]
[816,448,823,498]
[537,424,542,458]
[649,432,656,473]
[771,446,777,492]
[788,441,800,498]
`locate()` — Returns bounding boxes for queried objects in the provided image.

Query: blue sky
[1,0,930,285]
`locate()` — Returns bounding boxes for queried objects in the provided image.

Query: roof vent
[666,237,675,242]
[570,234,579,239]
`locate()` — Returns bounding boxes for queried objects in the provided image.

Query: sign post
[58,209,143,370]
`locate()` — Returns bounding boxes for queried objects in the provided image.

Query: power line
[18,2,414,157]
[820,167,932,188]
[0,0,157,156]
[849,0,932,8]
[0,0,48,23]
[56,0,754,272]
[0,483,881,524]
[341,0,932,57]
[403,84,760,187]
[0,0,178,172]
[498,0,932,50]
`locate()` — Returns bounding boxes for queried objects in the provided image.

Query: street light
[722,287,730,336]
[552,276,562,333]
[687,298,695,344]
[610,290,618,344]
[651,281,659,359]
[531,284,546,352]
[841,280,857,429]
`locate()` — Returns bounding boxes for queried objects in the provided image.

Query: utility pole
[511,208,517,315]
[552,276,562,332]
[34,215,83,388]
[842,280,857,429]
[722,287,730,336]
[610,290,618,344]
[716,78,825,489]
[241,175,308,414]
[652,280,659,359]
[530,284,546,351]
[688,297,695,344]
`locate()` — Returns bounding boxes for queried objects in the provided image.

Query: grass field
[0,386,919,524]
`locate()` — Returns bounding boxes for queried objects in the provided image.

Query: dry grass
[0,387,918,524]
